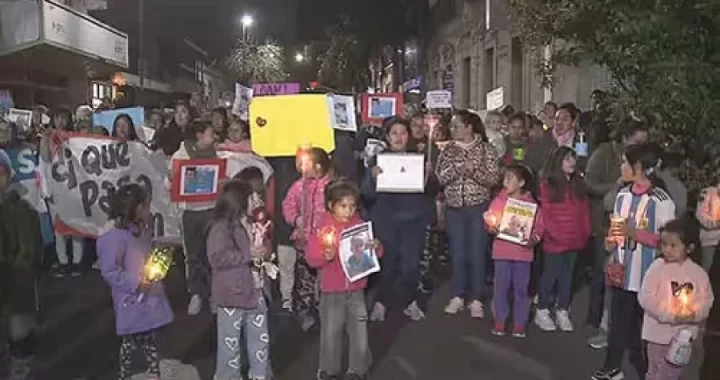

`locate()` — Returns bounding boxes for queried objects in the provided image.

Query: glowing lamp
[310,81,320,90]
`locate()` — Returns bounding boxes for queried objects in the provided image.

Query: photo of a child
[338,222,380,282]
[181,165,218,195]
[345,237,375,279]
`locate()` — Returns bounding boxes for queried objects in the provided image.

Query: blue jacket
[97,226,174,335]
[361,154,438,223]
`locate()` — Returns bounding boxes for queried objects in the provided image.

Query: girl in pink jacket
[280,147,333,329]
[486,165,545,338]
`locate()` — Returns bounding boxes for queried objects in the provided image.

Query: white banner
[42,135,273,241]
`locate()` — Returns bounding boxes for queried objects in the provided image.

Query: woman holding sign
[435,109,501,319]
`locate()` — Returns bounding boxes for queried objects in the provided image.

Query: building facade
[423,0,612,112]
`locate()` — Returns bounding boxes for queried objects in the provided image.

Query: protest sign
[360,93,403,125]
[5,145,46,213]
[40,134,274,240]
[252,82,300,97]
[249,94,335,157]
[231,84,252,120]
[425,90,452,109]
[93,107,147,141]
[7,108,33,131]
[327,94,357,132]
[42,133,180,239]
[486,87,504,110]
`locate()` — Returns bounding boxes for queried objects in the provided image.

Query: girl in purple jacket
[97,184,173,380]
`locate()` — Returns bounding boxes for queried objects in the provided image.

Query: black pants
[118,330,160,380]
[181,209,214,297]
[603,287,647,378]
[587,236,607,327]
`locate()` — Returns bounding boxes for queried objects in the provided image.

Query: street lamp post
[241,15,254,41]
[295,53,304,63]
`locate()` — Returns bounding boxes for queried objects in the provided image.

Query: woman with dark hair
[152,101,195,156]
[535,146,591,332]
[364,117,439,322]
[50,108,74,131]
[211,107,230,142]
[111,113,139,141]
[592,143,675,380]
[435,109,500,318]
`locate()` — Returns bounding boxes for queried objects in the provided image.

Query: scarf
[184,139,217,159]
[552,127,576,148]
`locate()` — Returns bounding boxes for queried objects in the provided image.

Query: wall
[424,0,611,113]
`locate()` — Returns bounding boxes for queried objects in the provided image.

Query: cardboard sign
[361,93,403,125]
[252,82,300,97]
[249,94,335,157]
[486,87,504,110]
[425,90,452,109]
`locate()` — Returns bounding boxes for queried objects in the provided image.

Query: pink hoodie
[306,212,384,293]
[281,175,332,248]
[217,139,253,153]
[489,189,546,262]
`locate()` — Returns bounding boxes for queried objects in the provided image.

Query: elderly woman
[435,109,501,318]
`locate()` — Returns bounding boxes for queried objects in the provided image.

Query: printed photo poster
[7,108,32,131]
[231,83,253,120]
[171,159,227,202]
[93,107,147,141]
[339,222,380,282]
[497,198,538,245]
[361,93,403,125]
[327,94,358,132]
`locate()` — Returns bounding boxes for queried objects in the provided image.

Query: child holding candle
[306,180,382,380]
[207,181,272,380]
[97,184,173,380]
[281,147,333,329]
[486,165,545,337]
[638,218,714,380]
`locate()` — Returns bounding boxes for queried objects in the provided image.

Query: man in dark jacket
[0,154,42,380]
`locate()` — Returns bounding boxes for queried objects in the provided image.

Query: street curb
[462,335,556,380]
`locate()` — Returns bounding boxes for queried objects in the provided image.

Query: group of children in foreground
[94,139,714,380]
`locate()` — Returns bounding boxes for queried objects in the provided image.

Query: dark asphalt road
[35,266,703,380]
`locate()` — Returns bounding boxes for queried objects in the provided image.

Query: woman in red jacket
[535,146,591,333]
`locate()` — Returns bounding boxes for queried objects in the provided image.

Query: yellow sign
[249,94,335,157]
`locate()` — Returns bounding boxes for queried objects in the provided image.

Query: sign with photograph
[232,84,253,120]
[360,93,403,125]
[486,87,504,110]
[375,153,425,193]
[497,198,538,245]
[339,221,380,282]
[93,107,146,140]
[327,94,357,132]
[7,108,32,131]
[252,82,301,97]
[170,159,227,202]
[425,90,452,109]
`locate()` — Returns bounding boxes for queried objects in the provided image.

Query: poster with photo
[361,93,403,125]
[328,94,357,132]
[497,198,538,245]
[7,108,32,131]
[171,158,227,202]
[339,222,380,282]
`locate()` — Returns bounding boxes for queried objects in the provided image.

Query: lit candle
[143,246,173,283]
[484,212,500,229]
[319,226,338,249]
[609,215,627,244]
[296,143,313,176]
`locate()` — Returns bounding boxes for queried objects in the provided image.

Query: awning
[0,0,128,72]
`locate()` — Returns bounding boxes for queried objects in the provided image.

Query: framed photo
[375,153,425,193]
[361,93,403,125]
[496,198,538,245]
[170,158,227,202]
[339,222,380,282]
[327,94,357,132]
[8,108,32,131]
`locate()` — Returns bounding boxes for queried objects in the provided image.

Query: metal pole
[138,0,145,106]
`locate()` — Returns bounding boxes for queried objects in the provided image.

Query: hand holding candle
[608,215,627,245]
[296,143,313,176]
[484,212,500,233]
[319,226,338,260]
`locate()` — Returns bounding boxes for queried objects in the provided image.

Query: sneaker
[52,264,70,278]
[91,261,100,270]
[555,309,574,332]
[532,295,539,305]
[444,297,464,314]
[511,325,526,338]
[591,368,625,380]
[403,301,425,321]
[281,299,293,313]
[317,370,340,380]
[70,264,82,277]
[370,302,386,322]
[534,309,556,331]
[301,314,316,332]
[187,294,202,316]
[491,322,505,336]
[344,372,365,380]
[588,331,608,349]
[468,300,484,318]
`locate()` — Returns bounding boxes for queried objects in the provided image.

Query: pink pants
[646,342,685,380]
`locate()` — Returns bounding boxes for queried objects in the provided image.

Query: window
[194,61,204,83]
[91,81,115,108]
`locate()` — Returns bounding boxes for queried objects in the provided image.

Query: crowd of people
[0,90,719,380]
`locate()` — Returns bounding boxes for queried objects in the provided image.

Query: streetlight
[240,14,254,40]
[295,53,304,63]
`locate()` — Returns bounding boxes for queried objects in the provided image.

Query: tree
[313,19,369,92]
[508,0,720,191]
[225,39,287,84]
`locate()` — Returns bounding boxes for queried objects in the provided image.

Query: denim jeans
[538,251,578,310]
[319,290,371,376]
[445,204,488,301]
[587,237,607,327]
[214,296,271,380]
